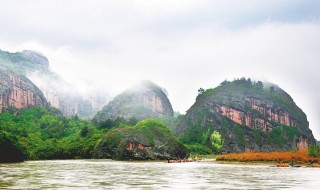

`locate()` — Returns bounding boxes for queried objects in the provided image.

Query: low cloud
[1,0,319,139]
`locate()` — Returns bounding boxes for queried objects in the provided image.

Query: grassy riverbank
[216,151,320,166]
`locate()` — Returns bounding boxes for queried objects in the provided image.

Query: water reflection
[0,160,319,189]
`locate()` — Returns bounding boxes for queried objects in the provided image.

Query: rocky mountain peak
[93,81,174,122]
[175,78,316,153]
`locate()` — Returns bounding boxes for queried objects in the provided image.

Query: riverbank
[216,150,320,167]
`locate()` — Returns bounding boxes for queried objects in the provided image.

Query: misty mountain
[0,49,109,118]
[93,80,174,122]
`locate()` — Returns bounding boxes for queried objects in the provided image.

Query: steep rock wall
[217,100,298,132]
[0,71,47,113]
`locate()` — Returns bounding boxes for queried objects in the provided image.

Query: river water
[0,159,319,189]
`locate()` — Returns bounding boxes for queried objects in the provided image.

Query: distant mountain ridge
[0,50,50,75]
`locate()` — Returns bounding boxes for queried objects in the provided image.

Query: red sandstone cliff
[0,71,48,113]
[215,98,309,151]
[217,97,298,132]
[175,78,316,152]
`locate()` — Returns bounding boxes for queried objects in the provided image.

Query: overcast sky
[1,0,320,139]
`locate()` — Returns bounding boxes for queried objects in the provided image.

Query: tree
[201,129,210,145]
[80,126,89,137]
[128,117,139,126]
[220,80,228,86]
[255,81,264,89]
[198,88,205,95]
[210,130,223,153]
[73,115,79,121]
[269,86,275,93]
[308,145,320,157]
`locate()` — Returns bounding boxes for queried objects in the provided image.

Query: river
[0,159,319,189]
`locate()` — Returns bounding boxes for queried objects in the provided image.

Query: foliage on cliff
[93,80,174,122]
[93,119,189,160]
[308,145,320,157]
[175,78,316,153]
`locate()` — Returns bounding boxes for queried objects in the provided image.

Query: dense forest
[0,106,187,162]
[0,107,103,160]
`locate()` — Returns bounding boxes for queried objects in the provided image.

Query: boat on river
[167,158,195,163]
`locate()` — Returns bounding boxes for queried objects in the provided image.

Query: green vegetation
[210,130,223,153]
[184,143,212,155]
[267,126,300,147]
[94,119,189,160]
[135,119,172,134]
[175,77,313,153]
[308,145,320,157]
[0,106,188,161]
[0,50,49,75]
[178,124,203,145]
[178,118,224,155]
[0,104,189,161]
[0,107,104,160]
[156,114,184,131]
[190,153,216,159]
[93,80,174,123]
[196,77,306,125]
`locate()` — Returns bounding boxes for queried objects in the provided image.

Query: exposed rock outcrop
[175,78,316,153]
[217,99,298,132]
[93,81,174,122]
[93,119,189,160]
[0,70,48,113]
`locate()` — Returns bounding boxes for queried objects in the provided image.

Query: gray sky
[1,0,320,140]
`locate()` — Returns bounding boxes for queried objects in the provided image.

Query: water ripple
[0,160,319,189]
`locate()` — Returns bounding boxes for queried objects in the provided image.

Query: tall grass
[216,151,320,164]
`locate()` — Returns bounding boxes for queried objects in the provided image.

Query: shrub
[308,145,320,157]
[210,130,223,153]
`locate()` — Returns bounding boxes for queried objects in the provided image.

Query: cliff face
[0,70,47,113]
[94,81,174,122]
[175,79,316,153]
[0,49,109,118]
[217,97,298,132]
